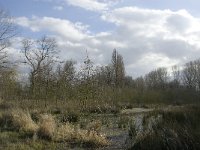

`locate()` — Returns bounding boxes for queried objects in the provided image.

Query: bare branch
[0,9,17,67]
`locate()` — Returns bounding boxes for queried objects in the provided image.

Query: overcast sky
[1,0,200,77]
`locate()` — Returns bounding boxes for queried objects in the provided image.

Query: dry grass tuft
[0,108,109,148]
[54,122,109,147]
[37,114,56,140]
[80,130,109,147]
[55,123,75,141]
[10,109,38,134]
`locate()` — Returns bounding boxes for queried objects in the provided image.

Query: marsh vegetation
[0,8,200,149]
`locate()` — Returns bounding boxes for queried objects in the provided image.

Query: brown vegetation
[0,108,109,148]
[127,106,200,150]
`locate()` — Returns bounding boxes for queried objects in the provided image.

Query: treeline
[132,61,200,104]
[1,33,128,107]
[0,9,200,109]
[1,36,200,106]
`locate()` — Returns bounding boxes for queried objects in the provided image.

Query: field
[0,99,200,150]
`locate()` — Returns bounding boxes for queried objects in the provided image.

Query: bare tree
[0,9,17,99]
[182,61,196,89]
[56,60,76,101]
[21,36,58,98]
[171,65,181,88]
[194,60,200,90]
[81,51,95,81]
[145,70,157,89]
[134,76,145,91]
[145,67,168,89]
[95,65,113,86]
[0,9,16,66]
[111,49,125,87]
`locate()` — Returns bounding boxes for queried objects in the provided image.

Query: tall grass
[0,109,38,135]
[127,106,200,150]
[37,114,56,140]
[55,123,109,147]
[0,108,109,148]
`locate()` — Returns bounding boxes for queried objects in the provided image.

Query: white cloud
[14,6,200,77]
[127,53,180,77]
[34,0,121,12]
[53,6,63,11]
[101,7,200,75]
[64,0,122,12]
[15,16,87,41]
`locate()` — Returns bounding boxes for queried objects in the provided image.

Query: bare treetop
[21,36,58,74]
[0,9,17,66]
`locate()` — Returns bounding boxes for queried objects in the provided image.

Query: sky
[1,0,200,77]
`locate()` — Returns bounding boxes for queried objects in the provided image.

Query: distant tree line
[0,9,199,108]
